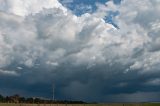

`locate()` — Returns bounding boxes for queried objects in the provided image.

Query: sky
[0,0,160,103]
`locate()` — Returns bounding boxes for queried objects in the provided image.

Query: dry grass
[0,103,160,106]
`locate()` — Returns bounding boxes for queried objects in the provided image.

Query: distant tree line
[0,94,86,104]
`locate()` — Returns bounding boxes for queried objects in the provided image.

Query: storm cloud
[0,0,160,102]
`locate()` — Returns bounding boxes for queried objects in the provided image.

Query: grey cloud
[0,0,160,102]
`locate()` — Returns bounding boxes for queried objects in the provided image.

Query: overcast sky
[0,0,160,102]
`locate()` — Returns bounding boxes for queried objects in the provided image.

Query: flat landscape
[0,103,160,106]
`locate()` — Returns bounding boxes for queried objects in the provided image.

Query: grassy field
[0,103,160,106]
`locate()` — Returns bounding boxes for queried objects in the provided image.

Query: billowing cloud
[0,0,160,102]
[0,0,67,16]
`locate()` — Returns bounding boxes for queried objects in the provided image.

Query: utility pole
[52,84,55,101]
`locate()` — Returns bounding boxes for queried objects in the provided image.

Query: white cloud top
[0,0,67,16]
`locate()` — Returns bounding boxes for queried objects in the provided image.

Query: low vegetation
[0,94,160,106]
[0,94,85,104]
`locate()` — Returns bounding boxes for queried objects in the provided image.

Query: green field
[0,103,160,106]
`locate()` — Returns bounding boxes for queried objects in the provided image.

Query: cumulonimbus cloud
[0,0,160,102]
